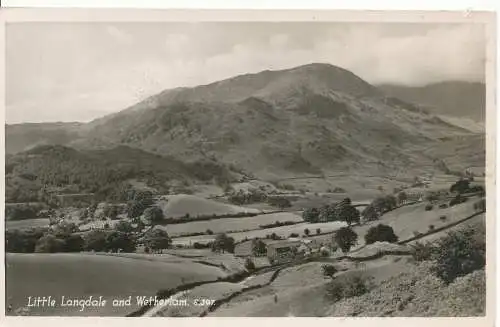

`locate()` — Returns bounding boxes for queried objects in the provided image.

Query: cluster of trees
[5,222,138,253]
[302,198,360,225]
[227,188,267,205]
[450,179,485,196]
[5,203,48,221]
[411,225,485,284]
[211,233,236,253]
[333,224,399,253]
[361,195,398,221]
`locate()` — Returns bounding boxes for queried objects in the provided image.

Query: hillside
[6,64,485,182]
[5,144,238,203]
[377,81,486,122]
[6,122,85,154]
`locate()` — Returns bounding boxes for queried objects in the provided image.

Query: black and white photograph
[1,9,496,320]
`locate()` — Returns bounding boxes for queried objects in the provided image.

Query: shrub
[439,215,447,222]
[244,258,256,271]
[439,203,448,209]
[428,224,435,231]
[431,227,485,284]
[449,194,467,207]
[143,206,165,225]
[206,229,214,235]
[304,228,310,236]
[321,264,338,278]
[289,233,300,238]
[450,179,471,194]
[211,233,235,253]
[364,224,398,245]
[410,241,435,262]
[425,204,434,211]
[473,199,486,212]
[316,228,321,235]
[334,227,358,253]
[325,273,371,302]
[143,229,171,252]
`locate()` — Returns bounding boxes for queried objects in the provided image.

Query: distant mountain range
[6,63,485,191]
[377,81,485,122]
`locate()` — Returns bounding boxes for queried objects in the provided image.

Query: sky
[6,22,486,123]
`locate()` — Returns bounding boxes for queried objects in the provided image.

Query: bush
[449,194,467,207]
[473,199,486,212]
[431,227,485,284]
[439,203,448,209]
[316,228,321,235]
[206,229,214,235]
[304,228,310,236]
[425,204,434,211]
[321,264,338,278]
[244,258,256,271]
[410,241,435,262]
[364,224,398,245]
[439,215,447,222]
[325,273,371,303]
[302,207,320,223]
[428,224,435,231]
[289,233,300,238]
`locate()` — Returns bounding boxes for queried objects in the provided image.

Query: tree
[304,228,310,236]
[339,205,360,226]
[63,234,85,252]
[431,227,485,284]
[397,191,408,205]
[334,227,358,253]
[302,207,320,223]
[106,231,136,253]
[252,239,267,256]
[115,220,134,233]
[316,228,321,235]
[206,229,214,235]
[127,190,154,218]
[34,234,66,253]
[84,230,108,252]
[364,224,399,245]
[211,233,235,253]
[362,205,379,222]
[450,179,471,194]
[143,206,164,226]
[143,229,171,253]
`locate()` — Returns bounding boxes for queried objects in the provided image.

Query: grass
[160,212,303,237]
[157,194,261,219]
[171,221,347,246]
[6,218,50,230]
[5,253,226,316]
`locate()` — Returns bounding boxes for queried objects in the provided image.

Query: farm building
[266,240,302,263]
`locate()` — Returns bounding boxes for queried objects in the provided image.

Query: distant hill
[6,64,485,184]
[5,145,238,203]
[377,81,486,122]
[5,122,85,155]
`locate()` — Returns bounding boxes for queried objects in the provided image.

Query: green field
[6,218,50,230]
[171,220,347,246]
[5,253,226,316]
[160,212,304,237]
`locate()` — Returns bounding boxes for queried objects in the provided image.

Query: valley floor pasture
[5,253,226,316]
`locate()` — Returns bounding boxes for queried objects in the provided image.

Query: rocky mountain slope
[6,64,485,182]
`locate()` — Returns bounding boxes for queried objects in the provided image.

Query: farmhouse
[266,240,302,263]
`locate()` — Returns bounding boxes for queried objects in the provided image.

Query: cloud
[6,22,486,123]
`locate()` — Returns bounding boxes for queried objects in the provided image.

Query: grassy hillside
[5,145,238,204]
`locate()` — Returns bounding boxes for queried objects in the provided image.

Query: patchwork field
[6,218,50,230]
[159,212,303,237]
[171,220,347,246]
[5,253,226,316]
[157,195,261,219]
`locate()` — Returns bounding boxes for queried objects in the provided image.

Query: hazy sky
[6,22,486,123]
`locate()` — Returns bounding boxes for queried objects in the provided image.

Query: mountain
[6,63,485,183]
[377,81,486,122]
